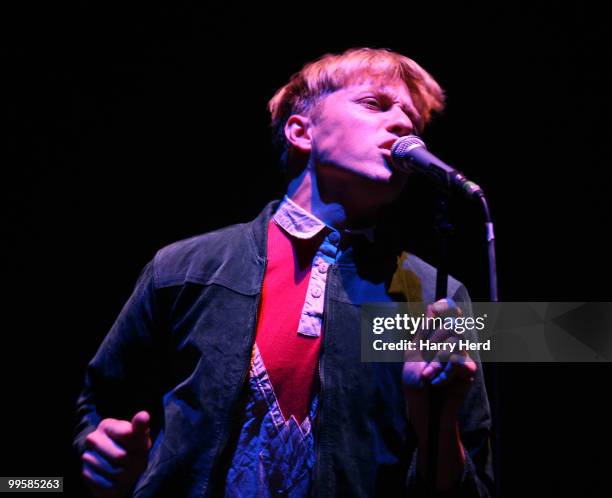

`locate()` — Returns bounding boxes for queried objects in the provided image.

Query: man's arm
[403,294,494,497]
[73,261,165,497]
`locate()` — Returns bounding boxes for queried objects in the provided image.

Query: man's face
[308,79,419,189]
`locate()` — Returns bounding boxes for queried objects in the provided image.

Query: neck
[285,166,381,230]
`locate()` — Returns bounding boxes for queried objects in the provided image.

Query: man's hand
[402,298,477,417]
[82,411,152,498]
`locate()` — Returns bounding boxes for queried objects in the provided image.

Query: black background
[3,2,611,496]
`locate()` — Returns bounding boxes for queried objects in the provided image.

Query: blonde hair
[268,47,446,173]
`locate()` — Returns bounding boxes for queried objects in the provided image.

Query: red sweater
[255,219,324,423]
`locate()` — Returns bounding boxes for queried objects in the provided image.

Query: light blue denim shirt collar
[273,195,376,243]
[273,196,329,240]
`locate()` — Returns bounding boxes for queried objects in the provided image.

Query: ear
[284,114,312,154]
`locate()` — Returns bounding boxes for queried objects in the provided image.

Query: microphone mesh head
[390,135,427,159]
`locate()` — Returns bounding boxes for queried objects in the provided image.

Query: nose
[386,105,414,137]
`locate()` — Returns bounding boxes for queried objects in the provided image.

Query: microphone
[390,135,484,200]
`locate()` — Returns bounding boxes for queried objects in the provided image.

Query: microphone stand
[427,194,453,496]
[434,196,453,302]
[478,194,501,498]
[428,192,500,497]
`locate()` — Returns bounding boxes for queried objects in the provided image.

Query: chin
[323,162,401,187]
[364,167,402,184]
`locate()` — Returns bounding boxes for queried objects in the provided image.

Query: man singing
[74,47,493,497]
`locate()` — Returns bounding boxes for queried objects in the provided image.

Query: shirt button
[311,287,322,298]
[328,231,340,245]
[318,262,328,273]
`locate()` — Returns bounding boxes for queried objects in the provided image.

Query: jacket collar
[248,200,280,262]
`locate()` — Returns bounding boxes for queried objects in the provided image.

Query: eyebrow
[364,87,422,130]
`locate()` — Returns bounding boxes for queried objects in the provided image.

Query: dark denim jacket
[74,201,493,497]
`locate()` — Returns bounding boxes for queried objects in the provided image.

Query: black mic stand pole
[478,194,501,498]
[423,165,499,495]
[427,194,454,496]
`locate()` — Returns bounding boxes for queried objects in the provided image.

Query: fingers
[82,462,116,498]
[99,418,133,444]
[85,411,152,463]
[426,297,463,319]
[81,445,125,498]
[131,411,150,434]
[420,298,464,355]
[421,357,443,381]
[402,361,428,390]
[131,411,152,451]
[423,351,477,387]
[97,413,151,452]
[82,449,124,479]
[85,426,128,465]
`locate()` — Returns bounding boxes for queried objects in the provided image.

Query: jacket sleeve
[73,260,166,456]
[406,283,495,497]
